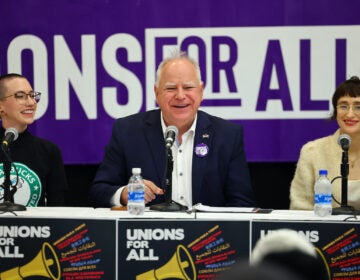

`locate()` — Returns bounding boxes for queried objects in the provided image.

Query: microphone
[332,132,357,215]
[2,127,19,148]
[337,134,351,151]
[165,126,178,149]
[0,126,26,212]
[150,124,187,212]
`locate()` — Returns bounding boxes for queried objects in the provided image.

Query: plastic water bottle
[314,169,332,217]
[127,168,145,215]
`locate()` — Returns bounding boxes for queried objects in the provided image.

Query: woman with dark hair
[0,73,68,207]
[290,76,360,210]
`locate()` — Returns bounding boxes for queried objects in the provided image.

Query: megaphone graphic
[0,242,60,280]
[315,247,331,280]
[136,244,196,280]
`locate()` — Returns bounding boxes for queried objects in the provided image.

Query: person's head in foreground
[250,228,329,280]
[216,260,305,280]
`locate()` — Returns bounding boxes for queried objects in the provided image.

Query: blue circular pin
[195,143,209,157]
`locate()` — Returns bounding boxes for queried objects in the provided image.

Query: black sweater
[0,127,68,206]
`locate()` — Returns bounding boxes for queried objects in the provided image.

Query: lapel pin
[195,143,209,157]
[202,133,210,139]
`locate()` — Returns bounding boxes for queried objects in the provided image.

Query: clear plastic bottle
[127,168,145,215]
[314,169,332,217]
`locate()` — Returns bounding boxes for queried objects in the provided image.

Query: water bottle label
[314,194,332,204]
[128,191,144,202]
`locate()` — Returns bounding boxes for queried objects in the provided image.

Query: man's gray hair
[155,50,202,87]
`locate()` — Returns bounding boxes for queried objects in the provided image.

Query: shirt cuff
[110,186,126,206]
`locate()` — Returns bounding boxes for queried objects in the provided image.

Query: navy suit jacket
[90,110,256,208]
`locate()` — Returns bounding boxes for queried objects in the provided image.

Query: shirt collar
[160,112,197,139]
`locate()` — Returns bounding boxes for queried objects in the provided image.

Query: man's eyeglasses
[1,91,41,103]
[336,103,360,114]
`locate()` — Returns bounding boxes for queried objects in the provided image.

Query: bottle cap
[132,167,141,174]
[319,169,328,175]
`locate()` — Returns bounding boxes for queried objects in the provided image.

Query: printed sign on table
[0,218,116,279]
[251,220,360,280]
[118,220,250,279]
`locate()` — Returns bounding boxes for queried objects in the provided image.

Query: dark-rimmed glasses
[0,91,41,103]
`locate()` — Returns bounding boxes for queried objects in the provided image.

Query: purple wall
[1,0,358,163]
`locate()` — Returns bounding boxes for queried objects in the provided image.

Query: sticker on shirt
[0,162,42,207]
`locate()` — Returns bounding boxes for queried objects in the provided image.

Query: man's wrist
[120,186,128,205]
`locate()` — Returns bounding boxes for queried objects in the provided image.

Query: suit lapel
[192,112,213,203]
[143,110,166,187]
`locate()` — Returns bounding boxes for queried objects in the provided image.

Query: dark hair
[216,261,305,280]
[0,73,27,98]
[250,228,329,280]
[331,76,360,119]
[259,250,329,280]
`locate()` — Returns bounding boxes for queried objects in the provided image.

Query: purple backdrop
[0,0,358,164]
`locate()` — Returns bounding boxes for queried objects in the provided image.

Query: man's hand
[120,179,164,205]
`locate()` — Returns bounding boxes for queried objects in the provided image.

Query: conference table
[0,207,358,280]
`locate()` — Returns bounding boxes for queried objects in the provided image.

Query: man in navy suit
[89,51,255,209]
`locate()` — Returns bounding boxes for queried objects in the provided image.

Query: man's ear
[0,101,6,119]
[154,85,159,97]
[200,82,205,101]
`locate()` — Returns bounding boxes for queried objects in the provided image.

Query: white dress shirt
[111,114,197,208]
[161,113,196,209]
